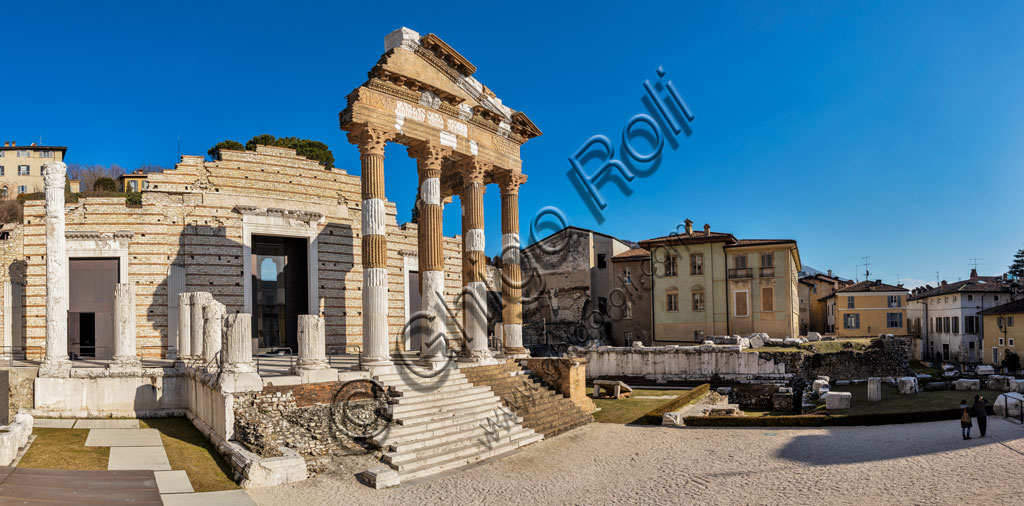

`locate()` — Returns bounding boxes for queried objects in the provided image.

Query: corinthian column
[458,159,492,362]
[40,161,70,377]
[346,125,395,368]
[408,141,452,365]
[111,282,141,370]
[499,171,528,358]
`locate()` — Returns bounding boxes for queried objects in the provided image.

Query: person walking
[973,394,988,437]
[960,400,973,440]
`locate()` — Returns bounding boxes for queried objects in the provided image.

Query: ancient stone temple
[0,27,593,488]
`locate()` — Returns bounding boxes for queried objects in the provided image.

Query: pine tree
[1010,247,1024,279]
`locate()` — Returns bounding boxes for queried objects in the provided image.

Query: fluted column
[190,292,212,366]
[459,159,492,362]
[347,125,395,368]
[177,292,192,362]
[293,314,338,382]
[40,161,70,376]
[202,300,225,368]
[111,282,141,370]
[499,171,528,358]
[408,141,452,365]
[224,313,255,373]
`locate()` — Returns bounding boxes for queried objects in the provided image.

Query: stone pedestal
[39,161,71,377]
[202,300,225,369]
[110,282,141,371]
[177,292,192,363]
[867,377,882,402]
[293,315,337,383]
[221,313,263,392]
[825,391,852,410]
[897,376,919,395]
[190,292,212,366]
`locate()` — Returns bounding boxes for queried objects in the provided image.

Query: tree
[209,135,334,168]
[68,163,124,191]
[1002,351,1021,373]
[1009,247,1024,279]
[207,140,244,160]
[93,177,117,192]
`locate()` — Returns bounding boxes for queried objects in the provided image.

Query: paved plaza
[250,419,1024,505]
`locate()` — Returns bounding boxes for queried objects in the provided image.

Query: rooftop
[836,280,908,294]
[611,248,650,261]
[908,269,1012,300]
[978,297,1024,315]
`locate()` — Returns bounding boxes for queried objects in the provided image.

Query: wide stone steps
[368,364,544,484]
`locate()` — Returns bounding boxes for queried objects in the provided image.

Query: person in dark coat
[973,394,988,437]
[960,400,972,440]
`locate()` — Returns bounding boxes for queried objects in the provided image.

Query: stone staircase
[460,360,593,438]
[369,365,542,483]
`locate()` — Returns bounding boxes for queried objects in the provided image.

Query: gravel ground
[249,418,1024,505]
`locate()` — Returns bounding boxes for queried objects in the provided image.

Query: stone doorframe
[65,231,133,282]
[236,207,323,317]
[400,249,418,351]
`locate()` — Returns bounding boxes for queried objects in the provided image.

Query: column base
[415,354,452,371]
[291,367,339,384]
[38,359,72,378]
[360,356,393,371]
[218,371,264,393]
[457,349,497,365]
[107,357,143,374]
[498,347,530,359]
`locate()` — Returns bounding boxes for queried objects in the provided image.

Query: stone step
[391,391,500,417]
[383,377,473,395]
[395,400,505,427]
[386,425,537,467]
[396,431,543,481]
[390,384,494,404]
[377,409,523,446]
[377,375,471,391]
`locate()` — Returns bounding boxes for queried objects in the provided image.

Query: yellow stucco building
[638,220,801,343]
[0,142,78,198]
[832,280,909,338]
[980,298,1024,366]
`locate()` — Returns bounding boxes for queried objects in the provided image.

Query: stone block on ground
[360,466,400,489]
[987,375,1011,392]
[593,380,632,400]
[807,332,822,342]
[897,377,919,395]
[924,381,949,392]
[772,392,794,412]
[748,335,764,348]
[976,365,995,376]
[825,391,852,410]
[812,379,829,396]
[782,338,801,347]
[867,377,882,402]
[954,379,981,391]
[765,338,784,347]
[993,393,1024,418]
[1010,378,1024,393]
[716,387,732,395]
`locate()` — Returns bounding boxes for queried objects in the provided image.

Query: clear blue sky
[3,1,1022,288]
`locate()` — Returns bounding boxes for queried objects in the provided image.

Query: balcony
[728,268,752,279]
[759,267,775,278]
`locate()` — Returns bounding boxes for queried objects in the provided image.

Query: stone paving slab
[86,428,163,447]
[32,419,76,428]
[160,489,256,505]
[154,470,194,494]
[108,447,171,471]
[74,419,141,429]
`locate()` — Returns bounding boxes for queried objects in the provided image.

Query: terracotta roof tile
[612,248,649,260]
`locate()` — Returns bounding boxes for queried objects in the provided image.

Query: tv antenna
[969,258,983,270]
[856,256,871,282]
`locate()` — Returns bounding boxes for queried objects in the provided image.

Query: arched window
[665,285,679,312]
[0,186,7,199]
[691,284,705,311]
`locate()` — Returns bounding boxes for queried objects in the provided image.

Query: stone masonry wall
[10,145,468,358]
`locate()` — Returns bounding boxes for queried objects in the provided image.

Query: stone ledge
[0,411,33,466]
[186,409,308,488]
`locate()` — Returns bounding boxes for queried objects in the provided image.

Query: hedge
[683,406,996,428]
[637,384,710,425]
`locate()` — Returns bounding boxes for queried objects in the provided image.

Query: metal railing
[254,347,294,376]
[759,266,775,278]
[1002,394,1024,425]
[728,268,752,279]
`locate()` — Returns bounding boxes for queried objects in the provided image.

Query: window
[932,317,938,333]
[692,291,704,311]
[993,348,999,364]
[953,295,957,302]
[886,312,903,328]
[622,301,633,320]
[762,286,774,312]
[622,267,631,284]
[951,317,959,334]
[734,255,747,269]
[16,150,29,157]
[999,337,1005,346]
[967,294,974,301]
[943,317,951,333]
[888,295,901,308]
[665,255,677,276]
[733,290,749,317]
[0,151,4,157]
[39,150,52,158]
[847,296,855,309]
[0,166,4,176]
[128,180,139,193]
[999,317,1005,329]
[18,165,29,176]
[1011,339,1016,347]
[666,292,679,312]
[965,316,978,334]
[690,253,703,275]
[0,186,6,199]
[760,253,773,267]
[1010,317,1016,327]
[17,185,26,194]
[995,295,1000,302]
[597,253,606,269]
[844,313,860,329]
[142,180,149,190]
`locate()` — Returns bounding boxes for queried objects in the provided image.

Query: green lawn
[745,337,876,354]
[19,428,110,470]
[586,387,694,424]
[817,384,1001,416]
[141,418,239,492]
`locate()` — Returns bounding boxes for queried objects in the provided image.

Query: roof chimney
[941,280,947,286]
[684,219,693,235]
[703,223,710,235]
[30,142,36,146]
[970,268,978,281]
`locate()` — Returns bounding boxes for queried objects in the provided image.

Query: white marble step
[398,432,544,482]
[386,425,537,466]
[395,401,504,427]
[388,426,537,471]
[391,391,500,417]
[378,407,521,444]
[386,381,478,399]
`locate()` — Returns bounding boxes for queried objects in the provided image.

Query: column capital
[496,170,527,195]
[407,141,452,177]
[347,124,395,157]
[457,158,490,186]
[42,161,67,189]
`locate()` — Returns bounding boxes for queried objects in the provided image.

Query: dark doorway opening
[79,313,96,358]
[251,235,308,352]
[68,258,119,359]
